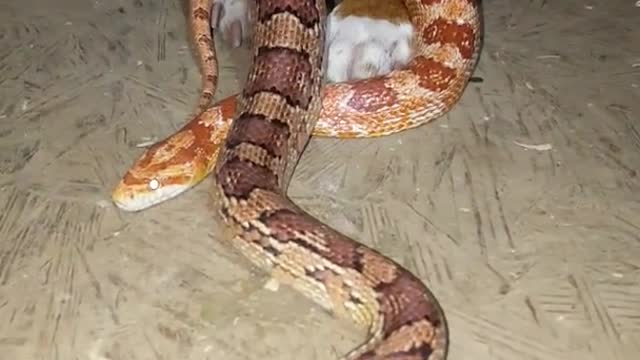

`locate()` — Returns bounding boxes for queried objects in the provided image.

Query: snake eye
[148,179,160,191]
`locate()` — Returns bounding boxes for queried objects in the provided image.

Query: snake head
[111,104,233,212]
[111,130,211,212]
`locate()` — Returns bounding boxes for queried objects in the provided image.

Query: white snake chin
[113,183,189,212]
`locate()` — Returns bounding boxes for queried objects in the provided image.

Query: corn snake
[112,0,481,358]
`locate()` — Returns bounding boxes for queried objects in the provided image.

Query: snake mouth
[111,182,190,212]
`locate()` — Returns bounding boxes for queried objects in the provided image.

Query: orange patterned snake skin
[113,0,481,358]
[111,0,481,212]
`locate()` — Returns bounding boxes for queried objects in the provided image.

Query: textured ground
[1,0,639,359]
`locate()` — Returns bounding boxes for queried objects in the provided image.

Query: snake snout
[111,178,191,212]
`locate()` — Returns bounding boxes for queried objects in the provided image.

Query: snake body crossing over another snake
[113,0,481,358]
[112,0,481,211]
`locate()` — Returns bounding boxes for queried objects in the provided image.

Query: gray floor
[1,0,639,359]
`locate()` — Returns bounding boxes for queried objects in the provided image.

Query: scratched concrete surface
[1,0,639,359]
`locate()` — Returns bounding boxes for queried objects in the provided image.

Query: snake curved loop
[111,0,481,212]
[112,0,481,357]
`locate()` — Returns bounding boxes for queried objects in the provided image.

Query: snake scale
[113,0,481,358]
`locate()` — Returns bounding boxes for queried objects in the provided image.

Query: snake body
[111,0,481,212]
[215,0,444,357]
[113,0,481,358]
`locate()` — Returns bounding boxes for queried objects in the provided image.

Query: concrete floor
[1,0,639,359]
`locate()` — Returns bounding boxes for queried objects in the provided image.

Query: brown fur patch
[336,0,409,24]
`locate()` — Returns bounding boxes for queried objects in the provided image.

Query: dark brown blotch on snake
[257,0,321,27]
[244,47,315,110]
[225,114,291,159]
[217,157,280,198]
